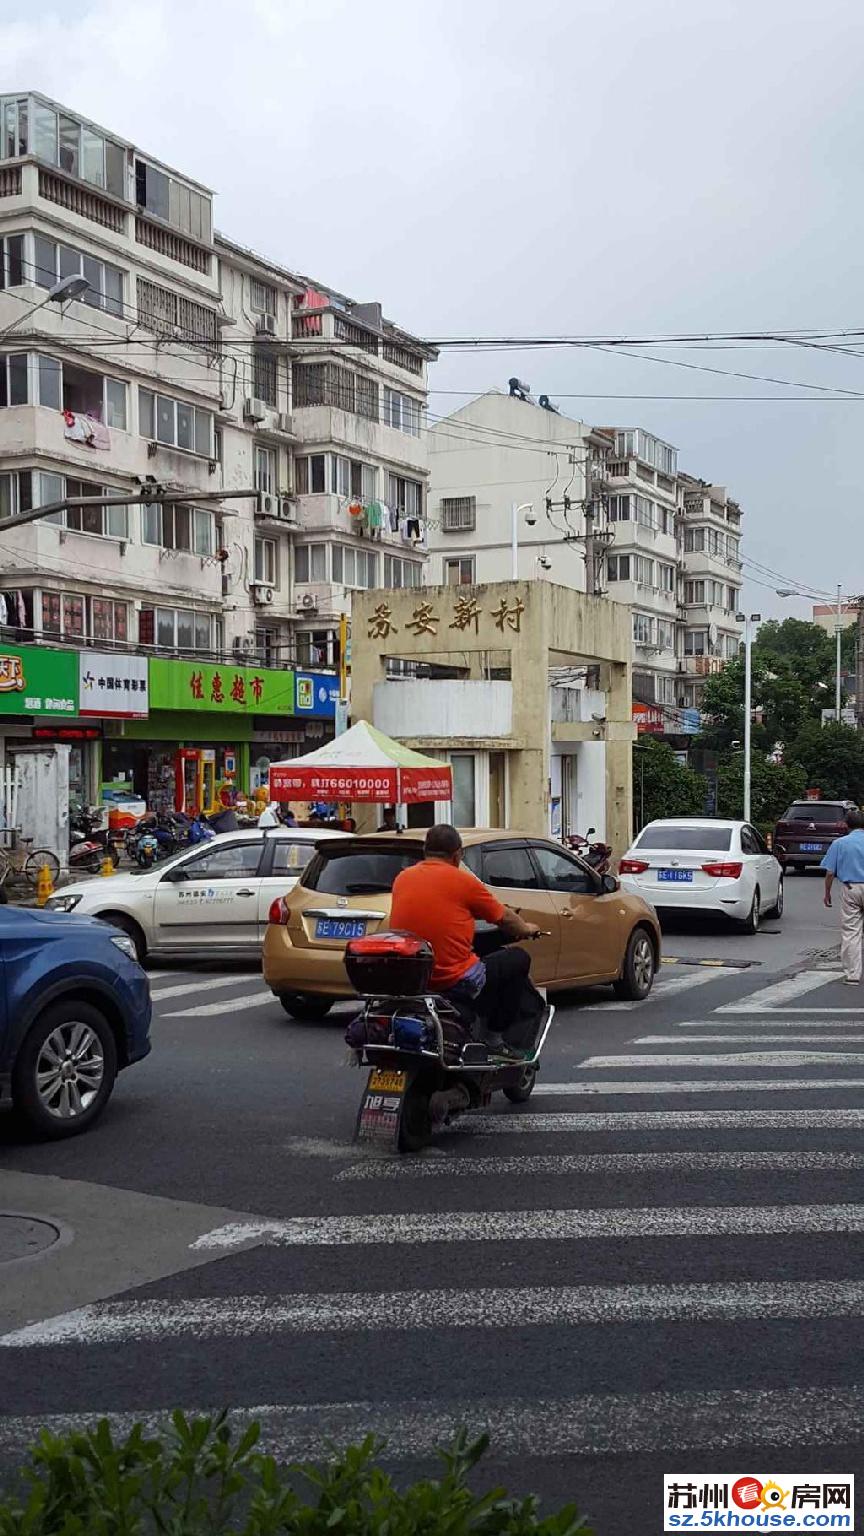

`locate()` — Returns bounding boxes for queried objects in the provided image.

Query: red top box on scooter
[345,931,435,996]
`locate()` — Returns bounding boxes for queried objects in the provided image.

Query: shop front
[102,658,296,814]
[250,669,338,792]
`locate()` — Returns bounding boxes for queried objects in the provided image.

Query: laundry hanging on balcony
[63,410,110,451]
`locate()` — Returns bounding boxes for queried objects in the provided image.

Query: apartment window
[139,388,213,456]
[355,373,379,422]
[0,352,29,407]
[254,446,276,495]
[135,158,211,242]
[633,554,654,585]
[728,586,740,611]
[444,556,475,586]
[634,496,654,530]
[294,544,327,583]
[728,539,740,565]
[142,503,214,556]
[42,591,127,643]
[331,455,350,498]
[16,98,125,195]
[684,631,707,656]
[0,235,24,291]
[657,620,675,651]
[383,554,421,588]
[685,580,705,605]
[684,526,705,553]
[441,496,476,532]
[294,361,354,412]
[632,612,654,645]
[296,629,337,667]
[658,505,672,535]
[252,347,277,407]
[387,473,423,520]
[136,276,219,347]
[250,278,276,315]
[614,429,677,477]
[383,387,421,436]
[33,235,124,318]
[35,354,127,427]
[332,544,379,589]
[139,605,217,651]
[607,554,630,581]
[63,477,128,539]
[726,634,741,659]
[658,562,675,592]
[608,495,631,522]
[254,537,277,586]
[1,98,28,160]
[293,454,326,495]
[255,626,278,665]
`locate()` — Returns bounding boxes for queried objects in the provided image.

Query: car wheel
[11,1001,118,1139]
[613,926,656,1001]
[503,1064,537,1104]
[278,993,333,1021]
[741,887,761,934]
[766,877,784,920]
[97,913,147,965]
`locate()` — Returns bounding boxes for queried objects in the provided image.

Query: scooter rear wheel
[503,1064,537,1104]
[398,1078,433,1152]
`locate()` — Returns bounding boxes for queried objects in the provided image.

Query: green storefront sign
[148,658,295,716]
[0,645,78,717]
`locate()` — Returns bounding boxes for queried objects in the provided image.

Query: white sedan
[618,817,783,932]
[44,827,348,963]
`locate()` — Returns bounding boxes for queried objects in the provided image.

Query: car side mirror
[600,873,619,894]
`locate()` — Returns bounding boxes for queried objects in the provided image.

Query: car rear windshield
[781,804,846,824]
[636,825,733,851]
[302,847,421,896]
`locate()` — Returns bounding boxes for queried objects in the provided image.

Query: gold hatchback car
[263,829,661,1019]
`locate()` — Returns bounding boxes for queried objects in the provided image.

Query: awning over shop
[269,719,452,803]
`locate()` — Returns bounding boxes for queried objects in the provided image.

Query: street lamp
[0,273,90,342]
[776,582,843,722]
[736,610,761,822]
[511,502,534,580]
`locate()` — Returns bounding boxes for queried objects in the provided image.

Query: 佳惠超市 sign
[148,658,296,715]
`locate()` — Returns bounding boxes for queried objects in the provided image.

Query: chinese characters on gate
[367,596,526,641]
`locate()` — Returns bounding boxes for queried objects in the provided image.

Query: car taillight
[268,897,289,925]
[701,861,743,878]
[619,858,649,874]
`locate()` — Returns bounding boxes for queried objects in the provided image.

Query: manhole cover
[0,1214,61,1263]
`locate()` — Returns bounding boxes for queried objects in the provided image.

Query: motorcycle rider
[389,823,542,1056]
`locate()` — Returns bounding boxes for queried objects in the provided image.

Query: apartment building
[0,91,433,810]
[676,474,744,710]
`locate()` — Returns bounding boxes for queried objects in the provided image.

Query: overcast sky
[4,0,863,618]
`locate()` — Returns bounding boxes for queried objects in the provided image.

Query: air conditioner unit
[255,313,276,337]
[257,492,277,517]
[252,582,275,605]
[276,412,292,434]
[296,593,318,613]
[278,497,296,520]
[243,397,267,422]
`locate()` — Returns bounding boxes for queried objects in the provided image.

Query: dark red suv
[773,800,859,871]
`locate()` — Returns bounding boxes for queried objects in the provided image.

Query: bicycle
[0,834,61,892]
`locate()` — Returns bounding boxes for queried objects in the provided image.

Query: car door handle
[236,889,255,897]
[561,909,574,918]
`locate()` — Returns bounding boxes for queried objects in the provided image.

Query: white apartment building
[0,93,434,764]
[428,392,745,730]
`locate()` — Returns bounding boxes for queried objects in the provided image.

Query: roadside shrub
[0,1412,593,1534]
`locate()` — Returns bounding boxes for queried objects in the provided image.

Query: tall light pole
[737,610,761,822]
[510,502,533,579]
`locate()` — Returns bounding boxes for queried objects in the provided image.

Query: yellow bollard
[35,863,54,907]
[100,854,115,877]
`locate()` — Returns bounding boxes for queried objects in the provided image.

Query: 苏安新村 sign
[294,671,339,718]
[149,658,295,716]
[0,646,78,717]
[80,653,149,719]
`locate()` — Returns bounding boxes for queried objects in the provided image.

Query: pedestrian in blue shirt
[821,808,864,983]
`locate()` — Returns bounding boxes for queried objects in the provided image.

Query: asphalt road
[1,872,862,1530]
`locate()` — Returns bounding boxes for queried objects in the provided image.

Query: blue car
[0,907,151,1139]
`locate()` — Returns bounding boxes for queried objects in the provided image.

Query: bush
[633,738,705,828]
[0,1413,593,1535]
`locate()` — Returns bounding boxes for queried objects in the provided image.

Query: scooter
[345,928,554,1153]
[69,807,120,874]
[563,826,612,875]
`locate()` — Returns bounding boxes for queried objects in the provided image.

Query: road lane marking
[336,1150,864,1180]
[579,1052,864,1068]
[716,970,844,1012]
[11,1277,864,1348]
[164,990,276,1018]
[584,968,742,1010]
[713,1007,864,1016]
[191,1202,864,1250]
[465,1109,864,1132]
[534,1078,864,1094]
[1,1387,863,1462]
[665,1018,864,1028]
[151,975,263,1001]
[635,1034,864,1044]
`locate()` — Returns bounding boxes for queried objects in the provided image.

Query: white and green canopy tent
[269,719,452,804]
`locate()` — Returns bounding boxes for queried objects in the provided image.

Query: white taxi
[44,827,348,963]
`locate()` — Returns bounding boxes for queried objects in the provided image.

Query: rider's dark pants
[474,946,531,1036]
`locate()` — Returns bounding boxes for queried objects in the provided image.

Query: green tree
[634,738,705,828]
[755,614,856,687]
[786,720,864,802]
[698,656,807,753]
[715,751,806,824]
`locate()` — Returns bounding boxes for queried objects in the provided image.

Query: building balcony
[610,522,677,559]
[291,404,428,475]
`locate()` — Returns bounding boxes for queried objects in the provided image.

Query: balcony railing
[292,313,322,339]
[38,167,125,232]
[0,166,22,197]
[135,215,211,275]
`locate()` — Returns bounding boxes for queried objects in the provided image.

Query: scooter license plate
[368,1068,407,1093]
[356,1067,407,1145]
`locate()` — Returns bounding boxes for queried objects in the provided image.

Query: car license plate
[657,869,693,883]
[800,842,823,852]
[315,918,367,940]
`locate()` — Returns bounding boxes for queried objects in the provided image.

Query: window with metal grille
[252,347,277,406]
[441,496,475,532]
[250,278,276,315]
[136,276,218,348]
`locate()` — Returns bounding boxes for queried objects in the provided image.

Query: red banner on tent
[269,764,398,801]
[400,766,453,803]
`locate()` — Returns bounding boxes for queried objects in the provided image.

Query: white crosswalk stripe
[583,966,741,1010]
[150,974,263,1001]
[716,969,844,1012]
[164,989,275,1018]
[534,1076,864,1094]
[636,1033,864,1043]
[336,1150,864,1180]
[579,1051,864,1067]
[465,1108,864,1131]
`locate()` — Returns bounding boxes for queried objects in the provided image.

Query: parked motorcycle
[563,826,612,875]
[69,806,121,874]
[345,927,554,1153]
